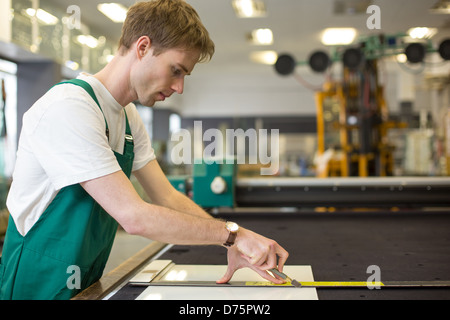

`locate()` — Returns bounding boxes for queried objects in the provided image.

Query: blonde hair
[119,0,215,62]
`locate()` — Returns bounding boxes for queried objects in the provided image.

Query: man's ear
[135,36,152,60]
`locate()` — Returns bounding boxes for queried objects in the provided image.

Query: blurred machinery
[314,60,405,178]
[168,160,450,209]
[275,35,450,177]
[165,35,450,210]
[169,161,236,208]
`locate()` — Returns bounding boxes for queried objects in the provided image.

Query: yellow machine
[275,34,449,178]
[315,59,405,178]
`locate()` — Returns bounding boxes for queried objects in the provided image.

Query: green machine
[168,160,236,208]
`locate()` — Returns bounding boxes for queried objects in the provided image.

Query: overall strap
[55,79,133,144]
[59,79,101,107]
[124,110,132,136]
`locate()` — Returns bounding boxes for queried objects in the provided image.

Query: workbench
[75,209,450,301]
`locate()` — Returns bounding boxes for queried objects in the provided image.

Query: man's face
[133,46,200,106]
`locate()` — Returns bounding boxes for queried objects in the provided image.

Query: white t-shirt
[6,73,156,236]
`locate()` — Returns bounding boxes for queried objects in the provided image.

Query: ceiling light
[25,8,59,25]
[249,28,273,45]
[232,0,267,18]
[321,28,357,45]
[76,35,99,48]
[429,0,450,14]
[97,3,128,23]
[65,60,80,71]
[396,54,407,63]
[250,51,278,65]
[0,59,18,75]
[407,27,437,39]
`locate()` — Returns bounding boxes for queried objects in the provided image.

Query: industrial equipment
[275,35,450,177]
[168,160,450,209]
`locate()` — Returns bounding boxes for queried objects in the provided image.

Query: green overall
[0,79,134,299]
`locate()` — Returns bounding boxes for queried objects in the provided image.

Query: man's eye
[172,68,182,76]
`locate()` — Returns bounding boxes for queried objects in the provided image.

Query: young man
[0,0,289,299]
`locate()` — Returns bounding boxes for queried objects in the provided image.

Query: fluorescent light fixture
[97,3,128,23]
[250,50,278,65]
[76,35,99,48]
[321,28,357,45]
[0,59,17,74]
[429,0,450,13]
[396,54,407,63]
[65,60,80,71]
[232,0,267,18]
[25,8,59,25]
[249,28,273,45]
[407,27,437,39]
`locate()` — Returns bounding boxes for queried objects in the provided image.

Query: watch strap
[223,231,237,247]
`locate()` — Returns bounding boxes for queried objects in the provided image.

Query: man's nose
[172,77,184,94]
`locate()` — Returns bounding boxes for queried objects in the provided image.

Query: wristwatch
[223,221,239,247]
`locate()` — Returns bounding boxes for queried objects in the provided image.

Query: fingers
[217,246,245,284]
[233,228,290,278]
[218,248,286,285]
[217,262,285,285]
[255,244,277,270]
[244,241,289,272]
[274,244,290,271]
[249,266,285,284]
[216,265,235,284]
[262,269,288,284]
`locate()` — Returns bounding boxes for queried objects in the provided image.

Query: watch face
[227,222,239,232]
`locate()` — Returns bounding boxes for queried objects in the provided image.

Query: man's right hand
[216,227,289,284]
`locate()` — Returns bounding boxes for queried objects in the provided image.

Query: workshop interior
[1,0,450,300]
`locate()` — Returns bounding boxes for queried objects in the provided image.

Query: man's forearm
[82,170,223,244]
[130,201,226,245]
[81,168,288,272]
[133,160,215,220]
[161,189,214,220]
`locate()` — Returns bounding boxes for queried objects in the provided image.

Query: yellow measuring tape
[299,281,384,287]
[245,281,291,286]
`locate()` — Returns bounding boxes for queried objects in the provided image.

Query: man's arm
[80,169,224,244]
[131,160,289,280]
[133,160,212,219]
[80,161,289,282]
